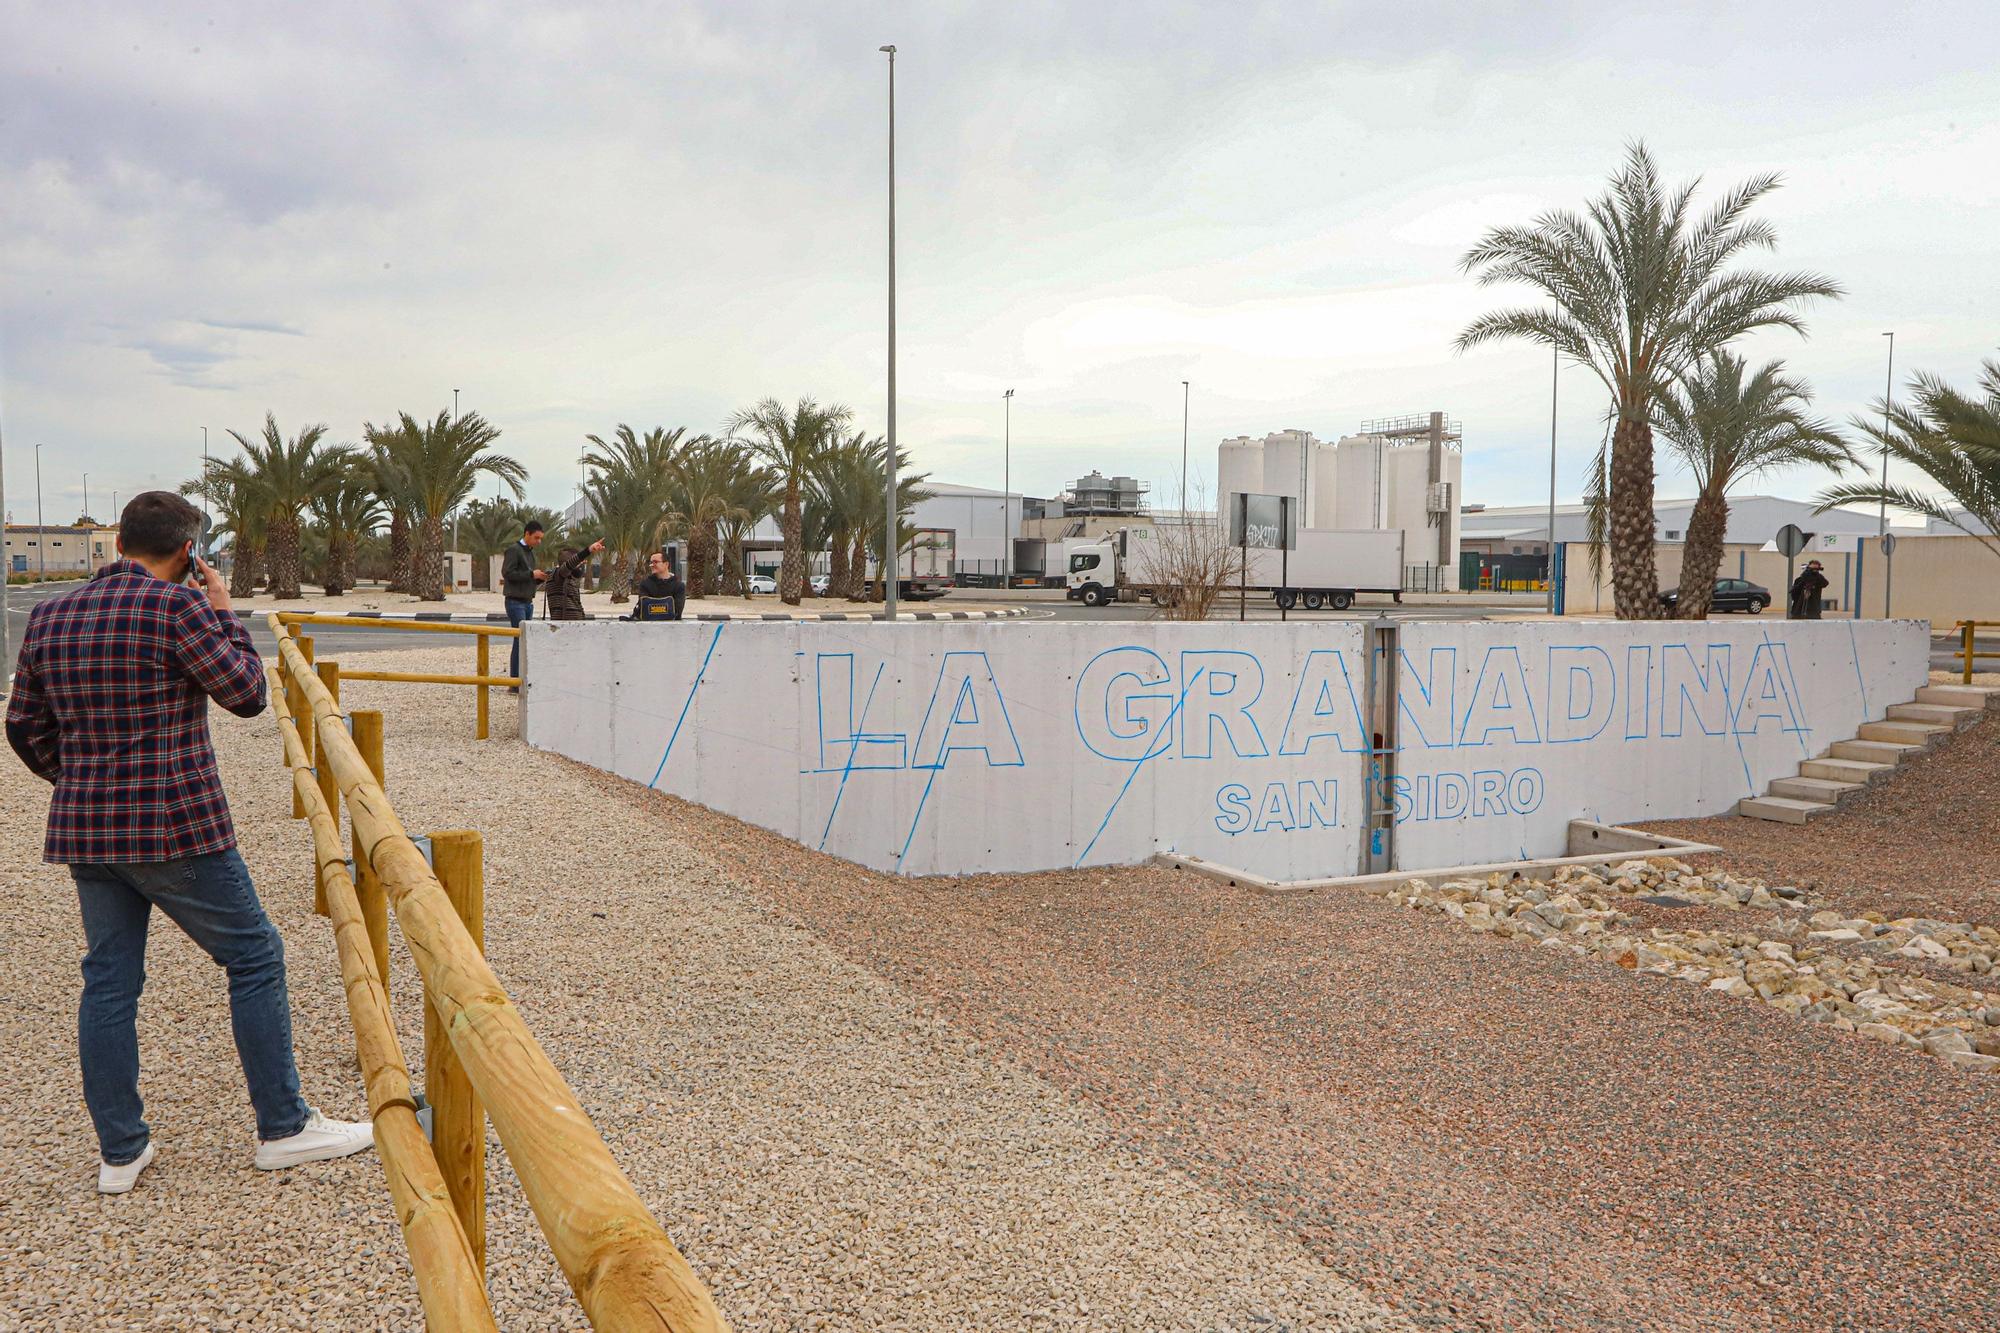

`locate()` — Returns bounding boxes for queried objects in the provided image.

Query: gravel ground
[1644,688,2000,926]
[0,646,1403,1332]
[625,771,2000,1330]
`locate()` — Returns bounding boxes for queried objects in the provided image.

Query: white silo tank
[1311,440,1341,529]
[1333,434,1384,528]
[1216,437,1264,516]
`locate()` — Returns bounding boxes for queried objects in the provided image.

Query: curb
[244,607,1031,625]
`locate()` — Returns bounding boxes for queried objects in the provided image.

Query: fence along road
[269,616,729,1330]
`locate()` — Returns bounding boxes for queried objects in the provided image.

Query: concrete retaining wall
[521,617,1928,879]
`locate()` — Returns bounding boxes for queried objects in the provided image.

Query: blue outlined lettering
[1397,647,1457,750]
[1278,649,1368,756]
[1661,644,1731,738]
[1459,646,1542,746]
[911,651,1024,769]
[1546,645,1615,743]
[1181,650,1270,759]
[1075,646,1175,761]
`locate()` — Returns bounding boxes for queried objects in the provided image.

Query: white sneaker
[254,1107,375,1170]
[98,1142,156,1194]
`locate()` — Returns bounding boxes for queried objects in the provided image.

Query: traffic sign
[1775,524,1810,557]
[1880,532,1898,558]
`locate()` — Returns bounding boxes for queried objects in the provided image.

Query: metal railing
[1958,621,2000,684]
[268,616,729,1331]
[275,613,518,739]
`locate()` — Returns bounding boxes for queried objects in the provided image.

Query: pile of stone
[1365,858,2000,1074]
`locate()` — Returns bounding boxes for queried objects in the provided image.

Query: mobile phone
[186,515,216,585]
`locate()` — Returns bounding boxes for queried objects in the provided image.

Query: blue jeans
[71,850,309,1163]
[505,597,534,678]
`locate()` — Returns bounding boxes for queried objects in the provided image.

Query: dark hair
[523,520,545,535]
[120,491,203,559]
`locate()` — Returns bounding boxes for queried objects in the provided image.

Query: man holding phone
[5,492,372,1193]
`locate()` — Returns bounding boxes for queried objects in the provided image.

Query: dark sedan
[1659,577,1771,614]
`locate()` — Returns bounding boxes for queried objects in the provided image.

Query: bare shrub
[1132,486,1242,621]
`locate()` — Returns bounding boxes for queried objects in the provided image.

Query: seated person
[634,550,685,620]
[543,539,604,621]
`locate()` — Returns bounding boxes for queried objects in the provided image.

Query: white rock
[1809,928,1864,943]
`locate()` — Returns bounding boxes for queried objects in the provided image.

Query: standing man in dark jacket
[5,492,372,1193]
[1789,560,1829,619]
[543,539,606,621]
[500,520,547,687]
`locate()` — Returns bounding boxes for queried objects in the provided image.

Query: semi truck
[1065,525,1406,610]
[864,526,956,601]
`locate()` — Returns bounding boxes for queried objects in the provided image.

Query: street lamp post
[200,426,209,521]
[1547,337,1560,613]
[82,473,89,524]
[1878,332,1894,537]
[1002,388,1014,588]
[1180,381,1190,513]
[880,42,899,621]
[35,443,46,579]
[0,405,10,690]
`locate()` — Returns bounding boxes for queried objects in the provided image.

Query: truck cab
[1065,539,1119,607]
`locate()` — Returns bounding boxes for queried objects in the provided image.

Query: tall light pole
[200,426,209,521]
[1001,388,1014,588]
[1547,333,1560,614]
[82,472,89,524]
[880,43,899,620]
[0,399,10,691]
[454,388,460,421]
[35,443,46,579]
[1878,332,1894,536]
[1180,380,1190,513]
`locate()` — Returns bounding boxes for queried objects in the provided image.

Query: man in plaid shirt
[6,492,372,1193]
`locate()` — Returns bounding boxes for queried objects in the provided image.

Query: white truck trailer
[1065,525,1406,610]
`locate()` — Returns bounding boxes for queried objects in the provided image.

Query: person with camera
[543,538,607,621]
[5,492,373,1194]
[500,519,549,687]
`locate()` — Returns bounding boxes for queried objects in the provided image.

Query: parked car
[810,574,830,596]
[1658,577,1770,614]
[747,574,777,595]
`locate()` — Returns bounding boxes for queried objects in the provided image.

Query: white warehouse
[1219,414,1464,590]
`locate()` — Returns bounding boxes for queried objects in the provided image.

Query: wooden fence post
[476,633,490,741]
[312,659,341,915]
[427,830,487,1276]
[349,709,391,1003]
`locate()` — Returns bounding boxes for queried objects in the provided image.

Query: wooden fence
[268,615,729,1331]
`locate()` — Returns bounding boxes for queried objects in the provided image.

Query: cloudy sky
[3,2,1996,525]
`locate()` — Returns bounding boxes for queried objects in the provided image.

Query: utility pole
[200,426,209,521]
[1878,332,1894,537]
[1547,339,1559,613]
[0,397,10,693]
[1180,380,1190,515]
[1002,388,1013,588]
[880,43,899,621]
[35,443,46,579]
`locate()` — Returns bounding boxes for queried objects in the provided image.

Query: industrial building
[4,523,119,577]
[1218,414,1463,590]
[1460,495,1912,555]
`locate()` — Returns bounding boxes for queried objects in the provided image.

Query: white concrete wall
[1391,620,1928,867]
[522,618,1928,880]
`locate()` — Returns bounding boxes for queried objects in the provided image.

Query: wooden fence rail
[268,616,728,1332]
[268,667,498,1331]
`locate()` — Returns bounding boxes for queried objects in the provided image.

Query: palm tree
[715,452,779,597]
[226,413,352,600]
[309,464,388,595]
[850,439,931,603]
[368,411,526,600]
[726,397,852,604]
[1456,142,1841,618]
[1816,357,2000,563]
[361,423,421,593]
[184,457,267,597]
[1646,353,1852,618]
[582,425,692,601]
[663,439,746,599]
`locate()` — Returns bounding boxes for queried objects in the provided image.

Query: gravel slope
[630,773,2000,1331]
[1643,705,2000,925]
[0,646,1403,1331]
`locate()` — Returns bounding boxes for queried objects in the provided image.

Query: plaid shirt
[5,561,267,864]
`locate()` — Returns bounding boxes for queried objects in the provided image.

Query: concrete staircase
[1739,684,1998,824]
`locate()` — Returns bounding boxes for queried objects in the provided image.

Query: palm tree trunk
[687,530,713,600]
[828,532,851,601]
[342,537,361,593]
[324,534,349,596]
[229,540,259,599]
[609,550,630,604]
[388,511,412,593]
[266,514,302,600]
[725,533,750,596]
[1608,410,1663,620]
[1672,486,1731,620]
[780,486,805,605]
[416,516,446,601]
[846,531,869,602]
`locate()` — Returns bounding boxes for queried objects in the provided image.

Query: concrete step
[1801,756,1893,784]
[1829,738,1921,764]
[1886,702,1983,726]
[1769,775,1866,804]
[1739,795,1836,824]
[1916,684,2000,709]
[1856,720,1948,745]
